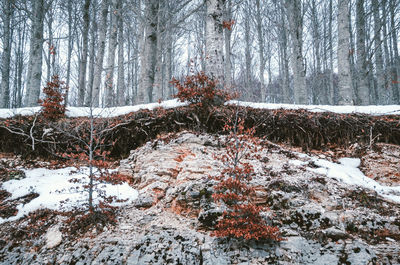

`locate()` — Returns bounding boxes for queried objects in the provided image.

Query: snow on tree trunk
[205,0,225,83]
[25,0,45,107]
[285,0,307,104]
[337,0,353,105]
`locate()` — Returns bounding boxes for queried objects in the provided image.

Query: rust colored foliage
[38,75,68,121]
[171,71,233,108]
[211,116,282,241]
[222,20,235,31]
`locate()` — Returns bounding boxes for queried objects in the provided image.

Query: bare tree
[116,0,125,106]
[0,0,14,108]
[284,0,307,104]
[92,0,109,107]
[205,0,225,83]
[355,0,369,105]
[337,0,353,105]
[372,0,385,104]
[78,0,91,106]
[25,0,47,107]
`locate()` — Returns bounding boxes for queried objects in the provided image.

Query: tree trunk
[244,0,252,99]
[224,0,232,88]
[328,0,335,104]
[255,0,265,102]
[138,0,158,103]
[116,1,125,106]
[390,0,399,103]
[152,7,163,103]
[25,0,45,107]
[285,0,307,104]
[372,0,385,104]
[356,0,369,105]
[205,0,225,83]
[279,1,290,103]
[86,0,97,106]
[64,0,74,107]
[337,0,353,105]
[104,0,119,107]
[78,0,91,106]
[92,0,109,107]
[1,0,13,108]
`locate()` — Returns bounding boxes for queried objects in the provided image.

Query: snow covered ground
[0,99,399,119]
[0,167,138,224]
[228,101,400,116]
[291,155,400,204]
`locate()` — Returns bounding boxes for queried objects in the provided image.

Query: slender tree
[78,0,91,106]
[25,0,46,107]
[337,0,353,105]
[284,0,307,104]
[1,0,14,108]
[205,0,225,83]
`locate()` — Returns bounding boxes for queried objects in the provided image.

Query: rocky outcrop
[1,131,399,264]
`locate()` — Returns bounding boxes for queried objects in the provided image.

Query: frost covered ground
[0,99,399,118]
[0,167,138,224]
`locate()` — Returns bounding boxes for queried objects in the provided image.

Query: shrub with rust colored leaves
[38,75,68,121]
[171,71,234,108]
[211,114,282,241]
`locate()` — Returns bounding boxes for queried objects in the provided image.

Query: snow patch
[0,167,138,224]
[308,157,400,203]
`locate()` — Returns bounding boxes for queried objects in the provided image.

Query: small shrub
[171,71,233,108]
[39,75,68,121]
[211,115,282,241]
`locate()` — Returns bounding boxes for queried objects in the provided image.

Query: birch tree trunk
[284,0,307,104]
[92,0,109,107]
[356,0,369,105]
[205,0,225,83]
[116,1,125,106]
[138,0,158,104]
[78,0,91,106]
[337,0,353,105]
[1,0,13,108]
[25,0,45,107]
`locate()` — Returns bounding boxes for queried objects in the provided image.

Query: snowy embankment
[0,167,138,224]
[0,99,400,119]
